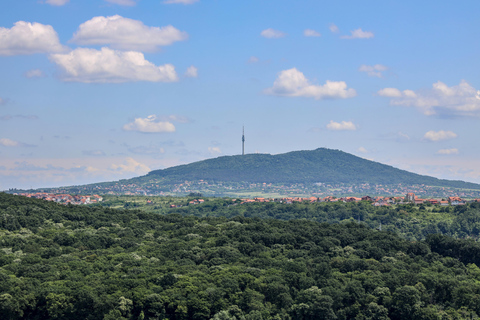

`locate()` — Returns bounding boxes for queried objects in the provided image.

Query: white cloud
[248,56,259,63]
[329,23,339,33]
[304,29,321,37]
[0,21,68,56]
[49,47,178,83]
[185,65,198,78]
[105,0,138,6]
[357,147,368,153]
[71,15,188,52]
[0,98,5,105]
[341,28,374,39]
[264,68,356,100]
[0,138,20,147]
[110,157,151,174]
[359,64,387,78]
[378,80,480,117]
[25,69,45,78]
[437,148,459,155]
[208,147,221,154]
[45,0,69,5]
[377,87,403,97]
[123,115,176,133]
[424,130,457,141]
[326,120,357,131]
[260,28,286,39]
[163,0,199,4]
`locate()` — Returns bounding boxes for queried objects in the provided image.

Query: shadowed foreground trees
[1,193,480,319]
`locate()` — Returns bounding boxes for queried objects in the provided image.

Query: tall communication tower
[242,126,245,155]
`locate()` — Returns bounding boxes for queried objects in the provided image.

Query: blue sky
[1,0,480,190]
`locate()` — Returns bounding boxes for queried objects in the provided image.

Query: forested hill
[143,148,480,189]
[3,192,480,319]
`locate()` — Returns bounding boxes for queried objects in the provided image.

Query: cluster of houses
[236,193,478,207]
[17,193,103,205]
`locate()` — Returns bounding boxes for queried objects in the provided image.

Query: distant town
[19,180,480,199]
[16,192,103,205]
[13,191,480,208]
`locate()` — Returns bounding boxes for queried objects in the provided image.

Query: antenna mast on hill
[242,126,245,155]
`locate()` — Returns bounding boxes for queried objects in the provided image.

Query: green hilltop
[141,148,480,190]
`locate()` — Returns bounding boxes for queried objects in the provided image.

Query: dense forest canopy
[99,195,480,241]
[2,193,480,319]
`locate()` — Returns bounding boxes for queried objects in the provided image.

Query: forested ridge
[141,148,480,189]
[3,193,480,319]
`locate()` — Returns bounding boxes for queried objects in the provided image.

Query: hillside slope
[143,148,480,189]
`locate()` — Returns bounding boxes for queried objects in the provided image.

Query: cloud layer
[359,64,387,78]
[261,28,286,39]
[45,0,69,5]
[185,65,198,78]
[424,130,457,141]
[341,28,374,39]
[71,15,188,52]
[378,80,480,116]
[105,0,138,6]
[326,120,357,131]
[0,21,67,56]
[437,148,459,155]
[123,115,176,133]
[50,47,179,83]
[304,29,321,37]
[264,68,356,100]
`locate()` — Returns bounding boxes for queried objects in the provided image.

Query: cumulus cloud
[304,29,321,37]
[164,0,199,4]
[105,0,138,6]
[70,15,188,52]
[49,47,178,83]
[208,147,221,154]
[329,24,339,33]
[110,157,151,174]
[359,64,387,78]
[185,65,198,78]
[0,98,6,106]
[0,138,20,147]
[0,21,68,56]
[25,69,45,78]
[264,68,356,100]
[424,130,457,141]
[437,148,459,155]
[377,87,403,97]
[341,28,374,39]
[326,120,357,131]
[45,0,69,5]
[378,80,480,117]
[357,147,368,153]
[247,56,259,63]
[261,28,286,39]
[123,115,176,133]
[0,138,35,147]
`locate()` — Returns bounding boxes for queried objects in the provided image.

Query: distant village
[231,193,478,207]
[26,180,480,199]
[16,192,103,205]
[13,191,480,208]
